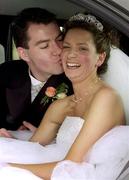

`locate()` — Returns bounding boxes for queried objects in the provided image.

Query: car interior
[0,0,129,57]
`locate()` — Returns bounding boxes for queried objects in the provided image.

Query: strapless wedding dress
[0,116,129,180]
[0,116,84,164]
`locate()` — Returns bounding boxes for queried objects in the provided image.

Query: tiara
[69,13,103,32]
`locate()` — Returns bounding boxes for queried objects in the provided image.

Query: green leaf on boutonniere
[40,83,69,105]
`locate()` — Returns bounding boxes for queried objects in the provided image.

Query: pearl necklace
[72,77,101,103]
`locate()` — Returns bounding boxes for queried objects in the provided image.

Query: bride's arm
[65,88,125,162]
[11,161,58,180]
[10,96,76,179]
[30,96,75,145]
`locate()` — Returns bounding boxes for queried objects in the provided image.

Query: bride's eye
[62,45,70,49]
[79,46,88,51]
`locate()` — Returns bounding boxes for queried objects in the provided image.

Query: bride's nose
[67,49,77,59]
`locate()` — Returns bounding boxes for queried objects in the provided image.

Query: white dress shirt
[29,72,46,102]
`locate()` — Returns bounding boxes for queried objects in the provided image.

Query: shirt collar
[29,70,44,86]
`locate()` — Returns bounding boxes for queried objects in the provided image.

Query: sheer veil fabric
[102,47,129,124]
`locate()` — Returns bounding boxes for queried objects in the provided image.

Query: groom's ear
[17,47,30,62]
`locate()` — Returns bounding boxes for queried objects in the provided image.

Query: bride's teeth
[67,63,80,67]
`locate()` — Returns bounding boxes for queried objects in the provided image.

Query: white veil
[102,47,129,124]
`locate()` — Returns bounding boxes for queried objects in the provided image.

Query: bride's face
[61,28,100,82]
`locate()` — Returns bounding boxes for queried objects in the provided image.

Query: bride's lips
[66,62,81,69]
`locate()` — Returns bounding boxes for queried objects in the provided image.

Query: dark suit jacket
[0,60,73,130]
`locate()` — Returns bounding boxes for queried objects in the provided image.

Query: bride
[0,13,128,179]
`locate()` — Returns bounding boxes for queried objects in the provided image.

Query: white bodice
[9,116,84,143]
[56,116,84,147]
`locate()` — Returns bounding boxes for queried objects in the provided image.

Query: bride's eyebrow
[77,43,88,45]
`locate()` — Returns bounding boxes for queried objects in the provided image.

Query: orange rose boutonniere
[40,83,68,105]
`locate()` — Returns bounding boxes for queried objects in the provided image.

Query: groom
[0,8,73,131]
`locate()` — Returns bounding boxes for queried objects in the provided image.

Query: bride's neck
[72,75,101,101]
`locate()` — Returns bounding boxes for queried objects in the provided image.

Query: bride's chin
[68,76,82,84]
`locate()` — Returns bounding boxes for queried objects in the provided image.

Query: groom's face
[18,22,64,81]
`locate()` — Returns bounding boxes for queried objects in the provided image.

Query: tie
[31,84,43,102]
